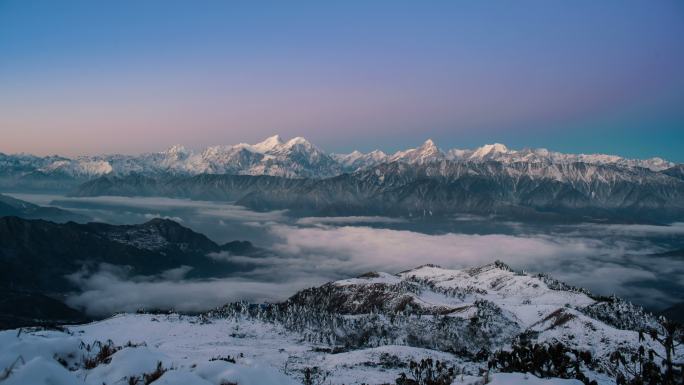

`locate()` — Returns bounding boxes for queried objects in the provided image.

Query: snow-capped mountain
[336,140,674,173]
[0,135,342,182]
[2,262,680,384]
[0,136,677,184]
[388,139,446,165]
[331,149,388,172]
[103,135,343,178]
[445,144,674,171]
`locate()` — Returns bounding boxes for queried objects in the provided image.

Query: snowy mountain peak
[252,135,284,153]
[161,145,190,163]
[389,138,445,164]
[470,143,511,159]
[284,136,314,148]
[531,147,551,156]
[163,144,188,155]
[416,139,442,156]
[332,149,390,172]
[421,138,437,149]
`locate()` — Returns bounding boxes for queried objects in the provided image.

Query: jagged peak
[421,138,437,148]
[368,149,387,156]
[415,139,440,154]
[163,144,188,155]
[389,139,444,163]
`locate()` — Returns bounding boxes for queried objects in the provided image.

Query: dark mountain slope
[0,193,88,223]
[71,160,684,222]
[0,216,259,294]
[660,302,684,324]
[663,164,684,181]
[0,216,263,328]
[0,290,89,330]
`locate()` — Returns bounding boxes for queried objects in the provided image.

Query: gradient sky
[1,1,683,161]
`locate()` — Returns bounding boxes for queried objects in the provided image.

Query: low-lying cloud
[66,263,319,316]
[295,216,406,226]
[26,193,682,314]
[265,224,684,309]
[269,224,608,270]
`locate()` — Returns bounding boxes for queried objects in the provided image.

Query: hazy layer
[11,193,684,316]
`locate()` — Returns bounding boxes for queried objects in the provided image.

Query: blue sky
[1,0,683,160]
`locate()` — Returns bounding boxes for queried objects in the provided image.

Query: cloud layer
[20,194,681,315]
[266,224,684,307]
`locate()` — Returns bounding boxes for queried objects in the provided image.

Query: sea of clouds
[12,194,684,316]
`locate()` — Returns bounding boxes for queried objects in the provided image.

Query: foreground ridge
[2,262,682,384]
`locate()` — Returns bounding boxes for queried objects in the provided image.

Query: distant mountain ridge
[0,136,677,185]
[6,136,683,222]
[0,216,259,327]
[0,193,88,222]
[0,216,257,294]
[72,159,684,222]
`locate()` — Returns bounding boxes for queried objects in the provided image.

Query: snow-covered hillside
[1,262,679,384]
[1,315,583,385]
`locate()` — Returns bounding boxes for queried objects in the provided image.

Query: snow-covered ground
[0,314,585,385]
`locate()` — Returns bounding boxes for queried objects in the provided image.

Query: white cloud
[264,224,684,308]
[143,213,184,222]
[160,265,194,281]
[50,195,287,223]
[66,267,318,316]
[32,193,684,312]
[563,222,684,236]
[295,216,406,226]
[268,224,609,272]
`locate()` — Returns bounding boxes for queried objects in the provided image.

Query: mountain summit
[251,134,284,153]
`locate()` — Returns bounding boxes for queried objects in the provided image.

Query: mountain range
[3,136,683,222]
[71,160,684,222]
[0,135,677,183]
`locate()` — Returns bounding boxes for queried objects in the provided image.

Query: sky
[1,0,683,161]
